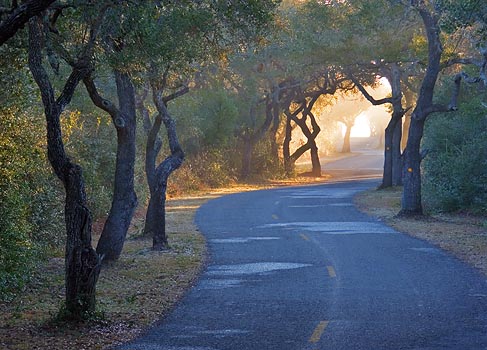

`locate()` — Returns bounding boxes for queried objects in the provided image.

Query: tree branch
[349,74,394,106]
[163,86,190,103]
[83,75,126,128]
[0,0,56,46]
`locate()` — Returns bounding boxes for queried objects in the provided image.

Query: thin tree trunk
[341,123,352,153]
[392,119,403,186]
[381,118,395,188]
[381,109,404,188]
[283,116,293,175]
[310,141,321,176]
[144,82,185,250]
[28,17,101,318]
[351,64,404,189]
[308,111,322,176]
[241,136,254,179]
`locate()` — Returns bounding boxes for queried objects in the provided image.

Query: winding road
[117,146,487,350]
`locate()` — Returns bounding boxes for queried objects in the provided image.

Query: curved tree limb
[0,0,55,46]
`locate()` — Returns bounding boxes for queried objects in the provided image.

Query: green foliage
[0,105,64,300]
[250,137,284,180]
[168,149,238,195]
[198,89,239,147]
[423,88,487,214]
[60,110,117,218]
[0,44,65,300]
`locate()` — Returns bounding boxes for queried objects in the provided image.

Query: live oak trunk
[96,72,138,261]
[350,63,404,189]
[283,116,293,175]
[400,5,444,216]
[401,116,425,215]
[381,118,396,188]
[241,136,254,179]
[144,84,185,250]
[381,106,404,188]
[310,140,321,177]
[284,95,322,176]
[392,120,403,186]
[28,18,100,317]
[341,122,352,153]
[83,71,138,262]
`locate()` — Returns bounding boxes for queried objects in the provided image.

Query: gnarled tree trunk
[400,5,446,216]
[28,17,101,318]
[144,83,185,250]
[284,94,322,176]
[399,4,463,215]
[341,122,353,153]
[84,71,138,262]
[350,63,405,189]
[392,119,403,186]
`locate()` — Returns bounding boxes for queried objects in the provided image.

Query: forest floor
[1,179,486,350]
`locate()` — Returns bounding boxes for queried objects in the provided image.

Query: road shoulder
[354,186,487,276]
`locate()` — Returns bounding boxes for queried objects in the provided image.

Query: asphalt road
[117,148,487,350]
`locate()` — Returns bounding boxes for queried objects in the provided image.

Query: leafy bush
[61,110,117,218]
[0,106,64,300]
[423,90,487,214]
[168,148,238,196]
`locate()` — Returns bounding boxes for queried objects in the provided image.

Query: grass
[3,180,485,350]
[0,182,310,350]
[0,194,210,350]
[354,186,487,276]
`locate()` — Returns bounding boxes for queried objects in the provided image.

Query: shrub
[423,91,487,214]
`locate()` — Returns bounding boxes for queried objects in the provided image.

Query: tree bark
[143,81,185,250]
[400,5,445,216]
[308,111,322,176]
[283,116,293,175]
[0,0,55,46]
[349,63,405,188]
[241,135,254,179]
[401,116,424,215]
[83,72,138,262]
[28,17,101,318]
[341,122,352,153]
[401,89,414,151]
[392,119,403,186]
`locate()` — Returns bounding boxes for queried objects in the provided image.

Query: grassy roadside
[0,193,210,350]
[354,186,487,276]
[6,176,484,350]
[1,181,322,350]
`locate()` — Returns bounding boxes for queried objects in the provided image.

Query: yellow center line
[300,233,309,241]
[309,320,329,343]
[327,265,336,278]
[272,214,279,220]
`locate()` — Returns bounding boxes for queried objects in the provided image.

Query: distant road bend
[118,147,487,350]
